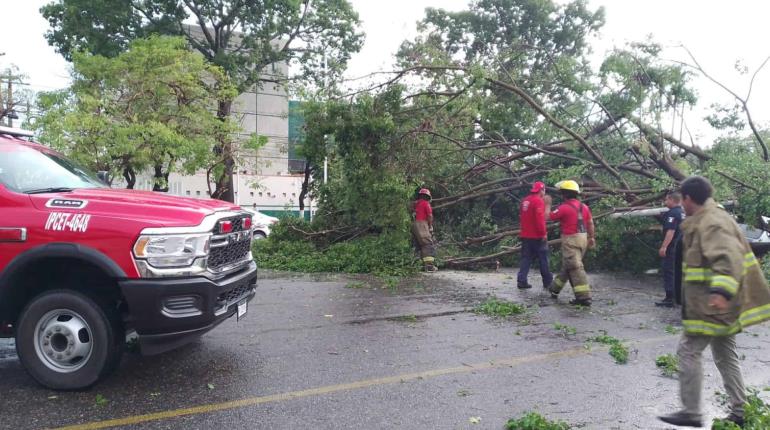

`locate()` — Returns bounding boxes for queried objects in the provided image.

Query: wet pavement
[1,269,770,429]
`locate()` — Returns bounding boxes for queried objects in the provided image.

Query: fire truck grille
[208,214,252,271]
[217,283,252,305]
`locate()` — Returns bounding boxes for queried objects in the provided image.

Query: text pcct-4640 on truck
[0,128,258,390]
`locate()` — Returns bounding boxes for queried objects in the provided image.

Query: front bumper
[119,261,257,355]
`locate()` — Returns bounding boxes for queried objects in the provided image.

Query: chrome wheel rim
[33,309,93,373]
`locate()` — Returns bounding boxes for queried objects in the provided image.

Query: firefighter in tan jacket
[659,176,770,429]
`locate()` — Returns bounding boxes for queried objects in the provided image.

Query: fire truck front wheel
[15,290,123,390]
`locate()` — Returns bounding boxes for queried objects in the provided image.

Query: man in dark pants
[517,181,553,289]
[657,191,685,307]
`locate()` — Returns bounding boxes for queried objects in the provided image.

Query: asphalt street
[1,269,770,429]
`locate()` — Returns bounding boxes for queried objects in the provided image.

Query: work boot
[713,412,744,428]
[655,297,674,308]
[517,283,533,290]
[423,264,438,273]
[569,298,591,307]
[658,411,702,428]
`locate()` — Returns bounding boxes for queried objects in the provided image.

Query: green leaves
[553,323,578,337]
[41,0,363,93]
[474,299,528,318]
[253,218,420,277]
[655,354,679,377]
[32,36,231,189]
[505,412,570,430]
[94,394,109,407]
[586,331,628,364]
[712,390,770,429]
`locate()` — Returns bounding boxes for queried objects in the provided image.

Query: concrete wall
[132,171,313,214]
[128,74,312,212]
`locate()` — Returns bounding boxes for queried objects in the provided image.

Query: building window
[292,193,296,197]
[250,192,254,197]
[282,193,287,197]
[186,191,191,196]
[196,191,201,196]
[258,192,263,197]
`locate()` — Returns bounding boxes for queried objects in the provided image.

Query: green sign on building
[288,100,306,173]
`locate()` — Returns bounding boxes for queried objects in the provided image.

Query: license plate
[237,299,248,320]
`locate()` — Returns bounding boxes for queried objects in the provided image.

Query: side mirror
[97,171,109,184]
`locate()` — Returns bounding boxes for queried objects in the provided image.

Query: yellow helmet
[555,180,580,193]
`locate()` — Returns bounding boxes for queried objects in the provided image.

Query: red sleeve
[533,198,546,237]
[549,205,563,222]
[426,202,433,218]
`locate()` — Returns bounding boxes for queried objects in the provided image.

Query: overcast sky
[2,0,768,143]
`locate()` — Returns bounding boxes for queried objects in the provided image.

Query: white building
[132,48,312,218]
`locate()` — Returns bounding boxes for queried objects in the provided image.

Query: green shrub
[587,331,620,345]
[253,226,420,276]
[761,254,770,282]
[609,343,629,364]
[655,354,679,377]
[505,412,570,430]
[586,330,628,364]
[553,323,577,337]
[474,299,527,318]
[712,389,770,429]
[585,217,660,274]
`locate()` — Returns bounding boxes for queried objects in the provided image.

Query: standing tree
[31,36,236,190]
[41,0,364,201]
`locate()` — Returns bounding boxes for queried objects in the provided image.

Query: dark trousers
[662,239,681,298]
[674,240,683,305]
[517,238,553,288]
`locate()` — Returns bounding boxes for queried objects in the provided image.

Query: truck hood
[29,187,241,228]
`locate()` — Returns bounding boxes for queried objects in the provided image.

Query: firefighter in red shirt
[544,180,596,306]
[517,181,553,289]
[412,188,437,272]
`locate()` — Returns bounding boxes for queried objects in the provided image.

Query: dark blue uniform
[661,206,685,297]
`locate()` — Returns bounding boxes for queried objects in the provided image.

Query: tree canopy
[260,0,767,272]
[41,0,365,201]
[32,36,236,190]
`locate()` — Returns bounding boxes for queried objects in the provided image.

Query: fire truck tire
[15,290,123,390]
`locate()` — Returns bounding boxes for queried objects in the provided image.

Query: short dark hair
[680,176,713,205]
[666,190,682,203]
[560,190,578,200]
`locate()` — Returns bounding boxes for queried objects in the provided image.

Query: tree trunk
[152,164,170,192]
[123,166,136,189]
[743,101,770,162]
[212,99,235,202]
[298,162,313,211]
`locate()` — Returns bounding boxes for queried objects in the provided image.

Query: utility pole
[7,70,14,128]
[0,69,23,128]
[0,74,4,127]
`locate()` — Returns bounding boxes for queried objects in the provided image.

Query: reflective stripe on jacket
[680,198,770,336]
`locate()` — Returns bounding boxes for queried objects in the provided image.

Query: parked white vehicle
[612,204,770,256]
[242,208,279,239]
